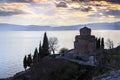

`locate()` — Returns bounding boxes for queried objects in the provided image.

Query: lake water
[0,30,120,78]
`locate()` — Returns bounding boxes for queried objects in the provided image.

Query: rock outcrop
[101,70,120,80]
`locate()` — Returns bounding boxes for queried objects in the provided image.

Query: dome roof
[80,27,91,31]
[80,27,91,36]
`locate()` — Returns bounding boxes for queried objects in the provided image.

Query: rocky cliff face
[101,70,120,80]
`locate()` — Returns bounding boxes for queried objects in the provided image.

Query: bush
[59,48,68,56]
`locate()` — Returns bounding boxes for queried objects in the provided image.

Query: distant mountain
[88,22,120,30]
[0,22,120,31]
[0,24,52,31]
[60,21,120,30]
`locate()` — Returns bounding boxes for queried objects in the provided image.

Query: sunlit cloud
[0,0,44,3]
[0,3,30,16]
[0,0,119,26]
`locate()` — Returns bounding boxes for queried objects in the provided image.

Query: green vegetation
[110,54,120,69]
[27,54,32,67]
[105,38,114,49]
[101,37,104,49]
[107,46,120,69]
[59,48,69,56]
[38,42,42,57]
[42,32,50,56]
[49,37,58,54]
[33,48,38,60]
[23,32,50,70]
[23,55,27,70]
[96,37,105,49]
[23,54,33,70]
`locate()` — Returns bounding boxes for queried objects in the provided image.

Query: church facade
[74,27,96,54]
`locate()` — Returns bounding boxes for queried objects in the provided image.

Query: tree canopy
[23,55,27,70]
[33,48,38,60]
[42,32,50,56]
[49,37,58,54]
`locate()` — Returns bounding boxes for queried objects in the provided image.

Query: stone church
[74,27,96,54]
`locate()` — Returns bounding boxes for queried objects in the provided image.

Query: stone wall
[74,27,96,54]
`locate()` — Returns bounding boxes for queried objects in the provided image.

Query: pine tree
[95,38,98,49]
[33,48,38,60]
[96,38,101,49]
[38,41,42,57]
[101,37,104,49]
[27,54,32,67]
[42,32,50,57]
[23,55,27,70]
[98,38,101,49]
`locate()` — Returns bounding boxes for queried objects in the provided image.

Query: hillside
[0,22,120,31]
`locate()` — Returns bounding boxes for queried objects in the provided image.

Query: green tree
[38,41,42,57]
[23,55,27,70]
[49,37,58,54]
[106,38,114,49]
[96,38,100,49]
[59,48,68,56]
[42,32,50,57]
[33,48,38,60]
[101,37,104,49]
[27,54,33,67]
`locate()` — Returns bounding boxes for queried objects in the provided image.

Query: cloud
[0,0,119,26]
[55,1,68,8]
[84,0,120,4]
[0,0,43,3]
[105,10,120,18]
[107,0,120,4]
[80,6,93,12]
[0,0,119,4]
[0,10,26,16]
[88,10,120,19]
[0,3,33,16]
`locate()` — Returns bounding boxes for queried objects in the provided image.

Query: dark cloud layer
[74,0,120,4]
[89,9,120,18]
[107,0,120,4]
[0,0,32,3]
[105,10,120,18]
[81,7,92,12]
[0,0,120,4]
[0,10,26,16]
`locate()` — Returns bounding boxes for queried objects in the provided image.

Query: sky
[0,0,120,26]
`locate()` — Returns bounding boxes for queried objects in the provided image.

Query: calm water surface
[0,30,120,78]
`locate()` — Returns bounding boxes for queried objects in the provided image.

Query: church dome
[80,27,91,36]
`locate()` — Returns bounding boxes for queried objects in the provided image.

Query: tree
[106,38,114,49]
[59,48,68,56]
[23,55,27,70]
[33,48,38,60]
[27,54,33,67]
[49,37,58,54]
[38,41,42,57]
[101,37,104,49]
[96,38,101,49]
[42,32,50,56]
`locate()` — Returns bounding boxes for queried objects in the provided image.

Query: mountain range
[0,22,120,31]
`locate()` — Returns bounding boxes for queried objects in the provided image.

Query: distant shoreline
[0,21,120,31]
